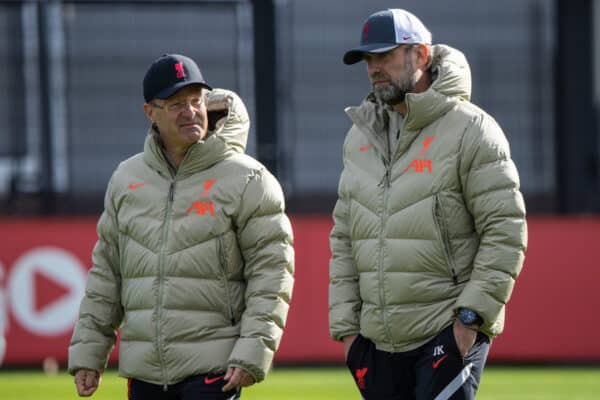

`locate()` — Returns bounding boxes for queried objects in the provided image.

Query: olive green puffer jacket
[69,89,294,384]
[329,45,527,352]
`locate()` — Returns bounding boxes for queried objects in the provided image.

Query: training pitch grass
[0,366,599,399]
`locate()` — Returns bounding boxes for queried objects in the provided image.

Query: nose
[180,102,196,116]
[366,59,381,76]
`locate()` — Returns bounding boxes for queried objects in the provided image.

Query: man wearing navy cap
[68,54,294,399]
[329,9,527,399]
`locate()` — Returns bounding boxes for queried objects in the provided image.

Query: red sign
[0,219,97,365]
[1,216,600,365]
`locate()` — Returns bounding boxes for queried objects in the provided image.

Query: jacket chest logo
[405,136,435,174]
[419,136,435,155]
[186,179,217,217]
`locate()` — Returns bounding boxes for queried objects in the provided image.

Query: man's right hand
[74,369,101,397]
[342,335,357,360]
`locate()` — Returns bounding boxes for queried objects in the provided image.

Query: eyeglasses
[149,96,206,113]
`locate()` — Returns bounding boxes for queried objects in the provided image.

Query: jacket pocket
[216,236,236,325]
[432,194,458,284]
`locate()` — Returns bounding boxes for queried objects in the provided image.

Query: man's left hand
[452,318,478,357]
[222,367,255,392]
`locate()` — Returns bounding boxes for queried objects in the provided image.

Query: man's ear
[415,44,430,69]
[143,103,154,122]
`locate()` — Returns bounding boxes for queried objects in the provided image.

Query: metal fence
[0,0,570,214]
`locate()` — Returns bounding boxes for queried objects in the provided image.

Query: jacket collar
[143,130,236,178]
[404,44,471,130]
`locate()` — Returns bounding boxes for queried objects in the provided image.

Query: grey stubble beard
[372,59,417,106]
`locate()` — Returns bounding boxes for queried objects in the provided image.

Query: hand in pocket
[452,319,477,357]
[343,335,358,360]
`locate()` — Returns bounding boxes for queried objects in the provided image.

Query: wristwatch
[457,308,483,326]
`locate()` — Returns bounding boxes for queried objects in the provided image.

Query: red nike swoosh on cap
[432,354,448,369]
[204,375,224,384]
[403,35,412,40]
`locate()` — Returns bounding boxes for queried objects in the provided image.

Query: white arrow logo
[8,247,86,336]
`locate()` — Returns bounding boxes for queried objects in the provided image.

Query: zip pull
[168,182,175,202]
[163,383,168,392]
[383,168,390,188]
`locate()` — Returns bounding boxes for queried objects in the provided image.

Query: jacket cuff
[456,290,505,337]
[227,337,274,383]
[68,346,109,375]
[331,329,360,342]
[329,303,361,342]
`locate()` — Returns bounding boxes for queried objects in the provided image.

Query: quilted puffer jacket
[329,45,527,352]
[69,88,294,384]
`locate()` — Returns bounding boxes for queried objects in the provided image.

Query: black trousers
[346,325,490,400]
[128,373,241,400]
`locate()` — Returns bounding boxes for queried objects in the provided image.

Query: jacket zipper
[433,194,458,284]
[378,161,395,348]
[217,236,235,325]
[157,181,175,390]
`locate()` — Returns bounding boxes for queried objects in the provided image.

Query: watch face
[459,309,477,325]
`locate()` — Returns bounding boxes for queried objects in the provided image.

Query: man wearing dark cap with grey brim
[329,9,527,400]
[68,54,294,399]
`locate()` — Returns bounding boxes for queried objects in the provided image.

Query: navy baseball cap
[143,54,212,102]
[343,9,432,65]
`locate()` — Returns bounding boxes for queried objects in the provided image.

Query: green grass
[0,366,599,399]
